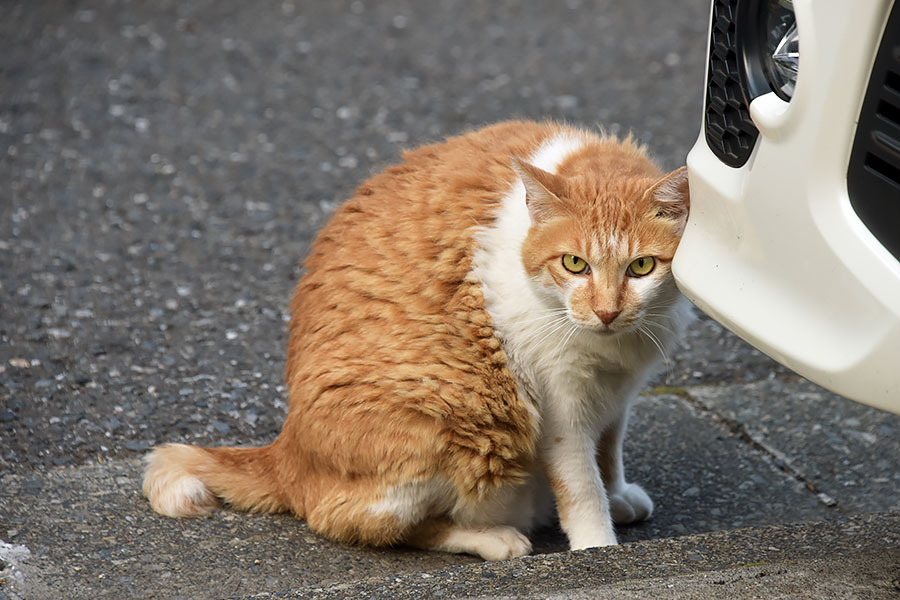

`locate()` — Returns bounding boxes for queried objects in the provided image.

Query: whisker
[639,324,672,371]
[644,299,680,314]
[643,310,679,319]
[643,319,677,331]
[642,310,678,319]
[523,315,569,334]
[514,310,570,325]
[641,310,682,327]
[516,316,570,347]
[554,323,581,361]
[521,319,573,352]
[643,320,676,337]
[644,324,669,359]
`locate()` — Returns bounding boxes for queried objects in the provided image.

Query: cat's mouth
[593,318,638,336]
[568,311,636,336]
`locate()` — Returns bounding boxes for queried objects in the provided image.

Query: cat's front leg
[597,407,653,525]
[542,422,617,550]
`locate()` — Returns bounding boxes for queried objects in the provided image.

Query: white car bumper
[674,0,900,413]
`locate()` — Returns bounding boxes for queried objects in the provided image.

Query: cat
[142,120,693,560]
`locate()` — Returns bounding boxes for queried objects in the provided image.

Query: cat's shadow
[528,520,655,555]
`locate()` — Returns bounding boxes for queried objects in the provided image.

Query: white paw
[608,482,653,525]
[472,526,533,561]
[569,530,617,551]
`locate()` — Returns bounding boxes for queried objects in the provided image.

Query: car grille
[847,3,900,262]
[704,0,760,168]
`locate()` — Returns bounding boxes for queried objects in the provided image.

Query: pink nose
[596,310,620,325]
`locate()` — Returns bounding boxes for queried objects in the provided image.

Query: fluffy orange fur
[143,120,688,555]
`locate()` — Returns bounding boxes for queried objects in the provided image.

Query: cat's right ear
[647,166,690,234]
[510,157,567,224]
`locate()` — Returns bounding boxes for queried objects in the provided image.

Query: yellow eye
[627,257,655,277]
[562,254,589,274]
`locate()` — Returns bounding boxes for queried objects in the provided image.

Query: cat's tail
[142,442,287,517]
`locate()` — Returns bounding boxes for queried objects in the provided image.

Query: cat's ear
[510,156,567,224]
[647,166,690,232]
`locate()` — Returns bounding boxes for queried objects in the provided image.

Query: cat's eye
[627,257,656,277]
[562,254,590,274]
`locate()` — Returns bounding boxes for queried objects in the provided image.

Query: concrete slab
[234,512,900,600]
[687,380,900,514]
[0,392,841,600]
[614,394,830,541]
[0,459,477,600]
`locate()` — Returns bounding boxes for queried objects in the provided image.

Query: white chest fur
[468,133,693,550]
[470,134,691,432]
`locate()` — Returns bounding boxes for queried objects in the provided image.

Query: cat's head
[515,147,689,335]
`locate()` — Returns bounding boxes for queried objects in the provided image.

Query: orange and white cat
[143,121,692,560]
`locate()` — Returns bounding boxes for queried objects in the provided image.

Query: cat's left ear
[647,166,690,233]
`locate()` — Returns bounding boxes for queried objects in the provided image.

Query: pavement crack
[672,387,838,508]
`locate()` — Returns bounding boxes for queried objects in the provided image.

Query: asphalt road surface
[1,0,765,470]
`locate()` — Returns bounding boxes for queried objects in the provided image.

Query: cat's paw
[608,482,653,525]
[411,523,532,560]
[469,526,533,561]
[569,530,617,551]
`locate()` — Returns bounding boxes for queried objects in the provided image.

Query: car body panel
[674,0,900,413]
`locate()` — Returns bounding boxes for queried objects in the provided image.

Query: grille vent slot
[876,98,900,131]
[847,4,900,261]
[865,153,900,187]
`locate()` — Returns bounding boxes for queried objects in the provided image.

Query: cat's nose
[595,310,621,325]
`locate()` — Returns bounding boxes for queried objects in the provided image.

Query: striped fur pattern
[143,121,692,560]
